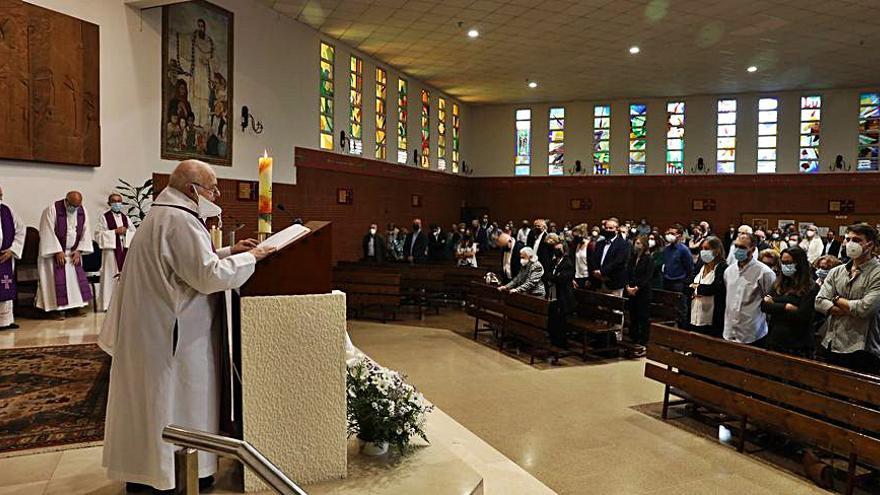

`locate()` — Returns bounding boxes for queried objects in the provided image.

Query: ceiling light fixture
[747,65,758,73]
[528,81,538,89]
[467,28,479,38]
[629,46,640,54]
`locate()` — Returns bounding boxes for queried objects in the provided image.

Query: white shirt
[690,265,716,327]
[517,227,530,245]
[600,235,617,265]
[723,258,776,343]
[575,244,589,278]
[502,245,513,278]
[367,236,375,257]
[531,231,545,252]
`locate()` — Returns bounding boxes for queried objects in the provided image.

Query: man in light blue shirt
[723,233,777,344]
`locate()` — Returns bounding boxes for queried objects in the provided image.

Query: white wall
[469,87,869,177]
[2,0,468,226]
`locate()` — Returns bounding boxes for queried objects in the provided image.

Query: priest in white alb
[100,160,274,493]
[36,191,93,317]
[94,192,136,311]
[0,185,26,330]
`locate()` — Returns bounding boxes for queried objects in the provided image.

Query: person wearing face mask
[35,191,95,318]
[813,255,841,287]
[516,220,531,245]
[588,218,631,297]
[361,223,386,263]
[571,224,590,289]
[815,223,880,373]
[94,193,138,312]
[689,236,727,337]
[428,224,446,262]
[527,219,554,281]
[0,185,26,331]
[722,233,777,345]
[646,233,665,289]
[498,247,545,297]
[800,225,824,264]
[403,218,428,264]
[455,230,479,268]
[546,235,575,347]
[822,231,841,258]
[99,160,275,493]
[625,235,655,349]
[759,248,781,277]
[760,247,819,357]
[661,225,694,327]
[768,230,785,253]
[386,224,403,262]
[687,225,705,264]
[726,224,754,265]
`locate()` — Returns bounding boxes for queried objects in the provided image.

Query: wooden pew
[567,289,627,360]
[465,282,506,340]
[442,267,487,305]
[501,291,568,364]
[331,268,401,323]
[649,288,682,326]
[645,323,880,495]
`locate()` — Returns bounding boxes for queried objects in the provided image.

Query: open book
[257,223,311,251]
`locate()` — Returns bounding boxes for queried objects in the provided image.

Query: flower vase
[359,436,389,456]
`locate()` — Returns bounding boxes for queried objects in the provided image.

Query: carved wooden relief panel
[0,0,100,167]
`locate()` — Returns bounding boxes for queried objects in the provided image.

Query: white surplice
[94,210,136,311]
[35,203,93,311]
[99,187,256,491]
[0,202,26,327]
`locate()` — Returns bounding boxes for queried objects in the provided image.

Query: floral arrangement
[346,356,433,453]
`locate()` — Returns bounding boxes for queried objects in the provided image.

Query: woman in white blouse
[572,223,590,289]
[689,236,727,337]
[455,232,479,268]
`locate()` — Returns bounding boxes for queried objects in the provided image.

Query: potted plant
[346,356,433,456]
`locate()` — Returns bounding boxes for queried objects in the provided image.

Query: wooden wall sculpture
[0,0,100,167]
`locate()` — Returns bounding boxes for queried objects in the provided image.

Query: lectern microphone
[276,204,298,225]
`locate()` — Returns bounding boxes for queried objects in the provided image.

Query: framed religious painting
[162,0,234,166]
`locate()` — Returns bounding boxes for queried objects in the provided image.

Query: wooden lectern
[240,220,333,296]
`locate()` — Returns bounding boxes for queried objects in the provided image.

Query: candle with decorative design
[258,150,273,237]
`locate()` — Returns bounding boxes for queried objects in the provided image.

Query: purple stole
[53,200,93,306]
[0,205,15,302]
[104,211,129,272]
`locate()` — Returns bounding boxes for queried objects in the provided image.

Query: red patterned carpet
[0,344,110,454]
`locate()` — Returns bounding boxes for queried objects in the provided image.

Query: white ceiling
[257,0,880,104]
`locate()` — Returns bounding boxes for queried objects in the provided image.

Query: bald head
[65,191,82,208]
[169,160,218,201]
[496,232,512,248]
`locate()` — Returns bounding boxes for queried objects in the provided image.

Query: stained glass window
[716,99,737,174]
[452,103,460,173]
[420,90,430,168]
[397,79,407,164]
[548,107,565,176]
[756,97,778,173]
[348,56,363,155]
[375,68,387,160]
[666,102,684,174]
[593,105,611,175]
[515,109,531,176]
[629,104,647,174]
[438,97,447,171]
[319,42,335,151]
[799,95,821,173]
[858,93,880,171]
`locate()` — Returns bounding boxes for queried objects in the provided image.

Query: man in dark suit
[428,224,446,262]
[362,223,385,262]
[823,230,841,258]
[496,233,524,283]
[403,218,428,264]
[588,218,631,296]
[526,219,554,271]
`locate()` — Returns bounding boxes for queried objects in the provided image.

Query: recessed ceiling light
[629,46,640,54]
[747,65,758,73]
[528,81,538,88]
[467,28,479,38]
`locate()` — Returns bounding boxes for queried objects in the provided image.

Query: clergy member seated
[99,160,275,494]
[94,193,137,311]
[0,185,26,330]
[36,191,93,318]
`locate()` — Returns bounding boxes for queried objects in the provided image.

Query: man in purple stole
[36,191,94,317]
[0,185,26,330]
[94,193,136,311]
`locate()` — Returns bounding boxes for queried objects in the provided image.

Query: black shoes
[0,323,18,330]
[126,476,214,494]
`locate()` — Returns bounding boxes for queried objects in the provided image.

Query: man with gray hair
[100,160,274,493]
[0,185,25,330]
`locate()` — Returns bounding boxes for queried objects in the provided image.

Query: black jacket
[403,230,428,263]
[693,261,728,333]
[361,233,386,262]
[626,252,655,292]
[761,284,820,352]
[547,254,576,315]
[823,239,841,258]
[526,230,554,279]
[589,235,631,290]
[428,231,446,261]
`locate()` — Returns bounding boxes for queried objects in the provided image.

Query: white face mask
[192,185,222,220]
[369,228,377,235]
[847,240,865,259]
[664,234,676,243]
[648,239,656,248]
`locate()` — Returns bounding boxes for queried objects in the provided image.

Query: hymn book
[257,223,311,251]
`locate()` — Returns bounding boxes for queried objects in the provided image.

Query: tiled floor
[0,309,829,494]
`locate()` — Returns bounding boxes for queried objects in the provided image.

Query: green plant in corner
[116,178,153,227]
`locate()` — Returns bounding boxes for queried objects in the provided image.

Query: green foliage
[346,356,433,453]
[116,178,153,227]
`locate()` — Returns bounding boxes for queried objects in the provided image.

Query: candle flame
[263,149,268,159]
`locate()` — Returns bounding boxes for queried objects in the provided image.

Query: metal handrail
[162,425,308,495]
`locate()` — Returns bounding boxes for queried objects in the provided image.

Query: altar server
[94,193,136,311]
[0,186,26,330]
[36,191,93,316]
[100,160,274,493]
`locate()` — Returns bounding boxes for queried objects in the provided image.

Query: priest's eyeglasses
[192,182,220,197]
